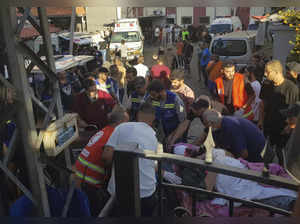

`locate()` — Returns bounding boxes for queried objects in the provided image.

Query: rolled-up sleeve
[175,95,186,122]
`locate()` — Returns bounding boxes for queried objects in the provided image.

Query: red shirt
[176,42,184,55]
[151,64,171,79]
[73,90,115,130]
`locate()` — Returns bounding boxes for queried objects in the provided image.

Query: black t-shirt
[260,79,299,146]
[223,78,234,113]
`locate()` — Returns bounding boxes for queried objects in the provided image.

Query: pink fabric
[175,156,289,217]
[238,158,290,178]
[181,192,270,217]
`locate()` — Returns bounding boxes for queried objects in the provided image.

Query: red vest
[75,126,115,188]
[215,73,248,109]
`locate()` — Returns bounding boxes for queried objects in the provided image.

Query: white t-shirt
[107,122,158,198]
[154,28,160,37]
[120,44,127,58]
[134,63,149,78]
[96,82,109,93]
[250,80,262,122]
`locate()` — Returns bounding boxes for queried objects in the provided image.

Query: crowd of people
[64,37,300,216]
[1,27,300,218]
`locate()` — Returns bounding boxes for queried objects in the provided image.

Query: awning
[30,55,94,73]
[21,24,61,39]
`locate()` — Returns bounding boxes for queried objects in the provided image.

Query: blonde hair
[170,69,185,80]
[138,56,144,64]
[265,60,283,75]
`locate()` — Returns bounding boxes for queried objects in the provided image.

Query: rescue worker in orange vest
[74,106,129,216]
[215,62,255,121]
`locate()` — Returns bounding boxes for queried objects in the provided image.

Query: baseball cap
[286,62,300,74]
[280,102,300,118]
[191,95,211,110]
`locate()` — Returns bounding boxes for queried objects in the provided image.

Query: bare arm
[167,120,191,146]
[191,132,207,146]
[101,146,115,167]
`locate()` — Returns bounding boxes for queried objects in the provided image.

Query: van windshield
[211,39,247,56]
[210,24,232,34]
[110,31,140,43]
[248,24,259,30]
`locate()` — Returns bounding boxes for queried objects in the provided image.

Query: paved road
[142,42,211,98]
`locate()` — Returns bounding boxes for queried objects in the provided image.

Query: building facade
[125,7,266,29]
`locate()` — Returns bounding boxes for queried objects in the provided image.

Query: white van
[209,31,258,69]
[109,18,144,60]
[210,17,242,35]
[58,32,105,54]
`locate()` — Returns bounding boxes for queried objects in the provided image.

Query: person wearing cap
[202,109,265,162]
[125,77,148,121]
[286,61,300,89]
[167,95,229,147]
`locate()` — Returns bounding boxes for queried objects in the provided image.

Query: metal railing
[113,145,299,217]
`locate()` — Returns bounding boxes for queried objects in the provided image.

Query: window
[181,17,192,25]
[199,16,210,25]
[212,40,247,56]
[166,18,175,24]
[210,24,232,34]
[110,32,140,43]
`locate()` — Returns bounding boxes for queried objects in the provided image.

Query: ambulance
[210,17,242,35]
[109,18,144,60]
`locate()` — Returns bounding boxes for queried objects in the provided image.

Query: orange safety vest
[215,74,254,121]
[215,73,248,109]
[75,126,115,188]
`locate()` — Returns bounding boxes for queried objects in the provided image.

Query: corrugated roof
[16,7,85,17]
[21,24,61,39]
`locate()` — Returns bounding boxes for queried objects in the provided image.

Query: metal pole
[69,7,76,55]
[0,6,50,217]
[115,151,141,217]
[38,7,72,182]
